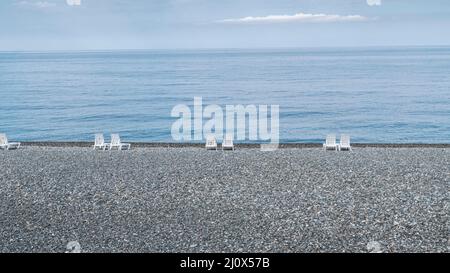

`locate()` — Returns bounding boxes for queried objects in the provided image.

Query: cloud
[367,0,382,6]
[66,0,81,6]
[218,13,370,24]
[17,1,56,8]
[16,0,81,9]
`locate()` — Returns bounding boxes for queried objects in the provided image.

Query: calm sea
[0,47,449,143]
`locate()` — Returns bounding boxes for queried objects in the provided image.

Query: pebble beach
[0,145,449,253]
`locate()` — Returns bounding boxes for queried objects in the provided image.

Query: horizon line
[1,44,450,53]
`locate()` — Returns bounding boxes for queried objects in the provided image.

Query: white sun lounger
[323,134,339,151]
[339,134,352,151]
[0,134,21,150]
[93,133,108,150]
[222,134,235,151]
[109,134,131,150]
[205,135,218,150]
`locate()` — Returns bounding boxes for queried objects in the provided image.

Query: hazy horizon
[1,44,450,53]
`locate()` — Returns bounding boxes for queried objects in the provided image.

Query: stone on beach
[0,146,448,253]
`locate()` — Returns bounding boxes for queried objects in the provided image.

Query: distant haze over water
[1,46,449,143]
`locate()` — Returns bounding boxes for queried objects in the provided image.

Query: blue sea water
[0,47,449,143]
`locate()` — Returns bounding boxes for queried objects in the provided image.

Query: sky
[1,0,450,50]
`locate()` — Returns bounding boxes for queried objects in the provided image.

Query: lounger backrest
[223,134,233,146]
[95,134,104,146]
[111,134,121,145]
[0,134,7,145]
[341,134,350,147]
[326,134,336,145]
[206,135,217,146]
